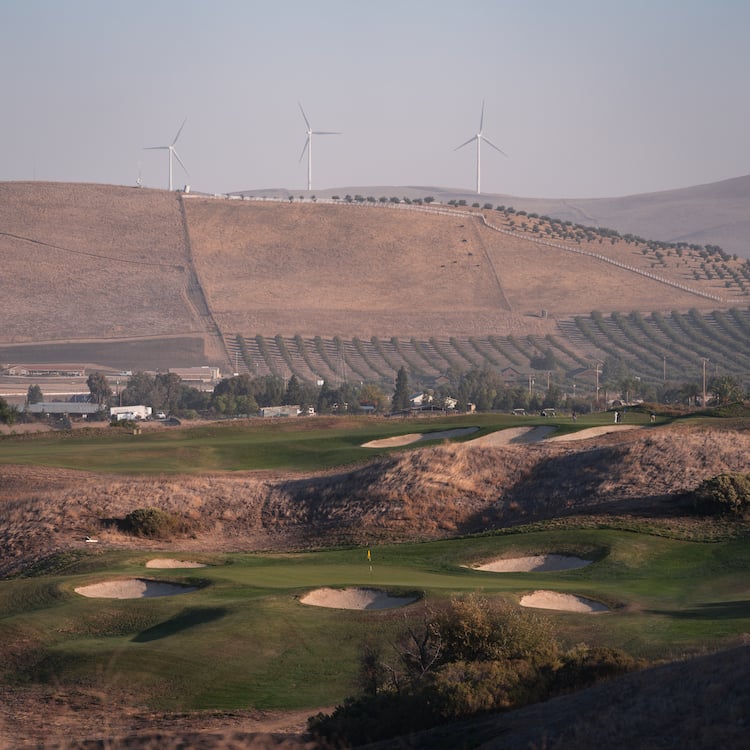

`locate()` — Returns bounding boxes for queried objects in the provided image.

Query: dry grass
[1,183,737,363]
[2,423,749,578]
[0,183,202,345]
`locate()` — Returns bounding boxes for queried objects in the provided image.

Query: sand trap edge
[470,554,592,573]
[74,578,199,599]
[146,559,208,569]
[299,587,419,610]
[519,590,609,613]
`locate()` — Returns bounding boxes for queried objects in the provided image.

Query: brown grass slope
[1,182,742,366]
[184,198,732,340]
[2,423,748,578]
[0,182,213,357]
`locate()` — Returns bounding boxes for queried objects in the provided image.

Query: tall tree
[392,366,410,412]
[283,374,302,405]
[87,372,112,407]
[26,384,43,404]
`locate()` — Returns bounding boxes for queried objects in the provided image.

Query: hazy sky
[2,0,748,198]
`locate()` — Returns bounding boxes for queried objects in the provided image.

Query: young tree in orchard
[87,372,112,407]
[392,366,411,412]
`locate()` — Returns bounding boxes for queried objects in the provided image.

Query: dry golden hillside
[184,197,732,339]
[2,182,747,372]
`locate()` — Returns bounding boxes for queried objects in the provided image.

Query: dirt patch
[519,590,608,613]
[299,587,418,610]
[74,578,198,599]
[471,554,591,572]
[362,427,478,448]
[145,558,207,569]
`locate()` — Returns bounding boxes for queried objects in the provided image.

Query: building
[168,367,221,389]
[25,402,101,417]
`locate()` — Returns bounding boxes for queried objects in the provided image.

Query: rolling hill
[1,180,749,389]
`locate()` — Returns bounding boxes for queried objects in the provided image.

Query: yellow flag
[367,549,371,562]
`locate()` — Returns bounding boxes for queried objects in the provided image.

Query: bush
[694,473,750,517]
[552,645,643,692]
[436,594,558,665]
[121,507,193,539]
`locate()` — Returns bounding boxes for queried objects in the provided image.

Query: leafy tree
[358,383,387,413]
[26,384,43,404]
[710,374,743,405]
[530,348,556,371]
[392,366,410,412]
[316,381,339,414]
[121,371,156,406]
[154,372,183,414]
[86,372,112,407]
[0,396,18,425]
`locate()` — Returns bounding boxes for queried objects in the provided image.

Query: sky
[2,0,749,199]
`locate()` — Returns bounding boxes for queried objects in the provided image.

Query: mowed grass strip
[0,412,652,473]
[2,529,749,711]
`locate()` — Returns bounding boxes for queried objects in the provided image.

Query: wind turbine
[144,118,188,191]
[454,101,507,194]
[298,102,341,191]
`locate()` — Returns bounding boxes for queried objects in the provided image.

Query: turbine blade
[172,148,189,176]
[172,117,187,146]
[298,102,311,130]
[312,131,341,136]
[482,136,508,158]
[454,135,476,151]
[299,137,309,162]
[143,145,168,150]
[479,100,485,132]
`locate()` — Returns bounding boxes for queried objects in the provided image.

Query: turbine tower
[298,102,341,191]
[454,101,507,194]
[144,118,188,191]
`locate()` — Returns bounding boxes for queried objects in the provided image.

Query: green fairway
[2,528,748,711]
[0,411,653,473]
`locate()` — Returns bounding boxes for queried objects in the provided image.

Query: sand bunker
[547,425,640,442]
[145,559,207,569]
[74,578,198,599]
[472,554,591,572]
[520,590,608,613]
[362,427,478,448]
[299,587,418,610]
[470,425,556,446]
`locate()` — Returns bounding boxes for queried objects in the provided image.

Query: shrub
[121,507,193,539]
[693,473,750,517]
[436,594,558,665]
[552,644,643,692]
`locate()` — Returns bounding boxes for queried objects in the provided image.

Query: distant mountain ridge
[238,174,750,259]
